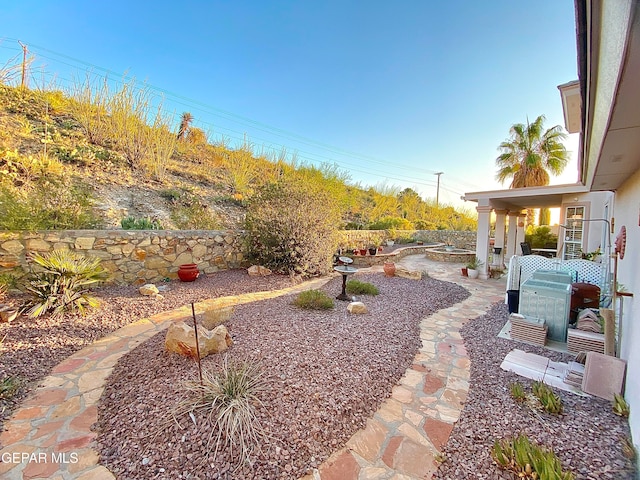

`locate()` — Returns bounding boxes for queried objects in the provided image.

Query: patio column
[516,211,527,254]
[475,205,492,280]
[506,211,518,260]
[493,209,507,267]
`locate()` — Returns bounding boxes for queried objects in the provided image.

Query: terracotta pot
[359,249,367,256]
[461,267,468,277]
[177,263,199,282]
[383,262,396,277]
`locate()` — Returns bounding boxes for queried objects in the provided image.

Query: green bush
[346,279,379,296]
[24,249,107,318]
[120,216,162,230]
[492,434,574,480]
[525,225,558,249]
[244,176,341,276]
[292,289,335,310]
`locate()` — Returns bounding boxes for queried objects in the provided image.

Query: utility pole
[18,41,28,90]
[434,172,443,207]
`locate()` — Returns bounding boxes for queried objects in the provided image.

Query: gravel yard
[433,302,637,480]
[0,270,294,432]
[95,272,469,479]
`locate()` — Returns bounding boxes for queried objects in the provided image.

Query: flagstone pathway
[0,256,505,479]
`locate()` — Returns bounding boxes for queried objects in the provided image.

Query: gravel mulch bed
[433,302,637,480]
[95,273,469,480]
[0,270,294,432]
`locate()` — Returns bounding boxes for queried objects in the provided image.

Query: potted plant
[445,239,455,251]
[368,244,378,256]
[386,239,395,246]
[466,257,484,279]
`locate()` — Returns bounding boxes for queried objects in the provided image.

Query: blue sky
[0,1,579,207]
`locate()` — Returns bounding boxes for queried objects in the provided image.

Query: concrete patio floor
[0,254,506,480]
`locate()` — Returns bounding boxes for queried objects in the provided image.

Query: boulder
[248,265,272,276]
[201,306,234,330]
[347,301,368,314]
[165,322,233,358]
[0,305,18,323]
[139,284,159,296]
[395,267,423,280]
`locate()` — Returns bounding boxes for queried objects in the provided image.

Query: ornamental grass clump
[292,289,334,310]
[24,249,107,318]
[491,434,575,480]
[346,279,379,296]
[175,356,268,467]
[532,381,563,415]
[613,393,630,418]
[509,382,526,402]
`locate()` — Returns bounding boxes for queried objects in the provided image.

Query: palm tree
[495,115,569,188]
[176,112,193,140]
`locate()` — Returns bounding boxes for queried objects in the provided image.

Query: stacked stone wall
[0,230,245,285]
[338,230,476,250]
[0,229,477,285]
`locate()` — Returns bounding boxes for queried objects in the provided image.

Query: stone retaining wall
[0,229,477,285]
[0,230,245,285]
[338,230,476,250]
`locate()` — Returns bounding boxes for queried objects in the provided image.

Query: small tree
[244,177,341,276]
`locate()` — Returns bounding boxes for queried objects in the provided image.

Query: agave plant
[24,249,107,318]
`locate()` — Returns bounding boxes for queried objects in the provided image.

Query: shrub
[121,216,162,230]
[613,393,630,418]
[293,289,335,310]
[525,225,558,249]
[0,376,21,401]
[175,356,267,466]
[346,279,379,296]
[24,249,107,318]
[532,381,563,414]
[244,176,341,276]
[492,434,574,480]
[369,216,413,230]
[169,195,220,230]
[509,382,526,402]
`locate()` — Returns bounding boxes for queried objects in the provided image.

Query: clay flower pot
[178,263,199,282]
[359,249,367,256]
[383,262,396,277]
[461,267,468,277]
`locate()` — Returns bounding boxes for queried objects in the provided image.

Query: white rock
[248,265,272,276]
[165,322,233,358]
[139,284,159,296]
[347,302,368,314]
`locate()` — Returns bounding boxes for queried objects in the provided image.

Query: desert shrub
[532,381,563,414]
[613,393,630,418]
[509,382,526,402]
[525,225,558,249]
[24,249,107,318]
[292,289,335,310]
[120,216,162,230]
[170,195,220,230]
[0,376,21,401]
[492,434,574,480]
[175,356,267,466]
[346,279,379,296]
[244,176,341,276]
[159,188,183,201]
[369,216,413,230]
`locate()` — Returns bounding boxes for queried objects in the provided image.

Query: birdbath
[334,257,357,301]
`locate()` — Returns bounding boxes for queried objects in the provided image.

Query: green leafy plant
[466,256,484,270]
[613,393,630,418]
[509,382,526,402]
[244,176,341,276]
[120,216,162,230]
[0,375,21,401]
[292,289,335,310]
[174,356,268,466]
[532,381,563,415]
[346,279,379,296]
[492,434,575,480]
[24,249,107,318]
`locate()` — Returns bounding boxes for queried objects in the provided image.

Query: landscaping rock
[165,322,233,358]
[201,306,234,329]
[139,284,159,296]
[347,301,368,314]
[0,305,18,323]
[395,267,423,280]
[248,265,272,276]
